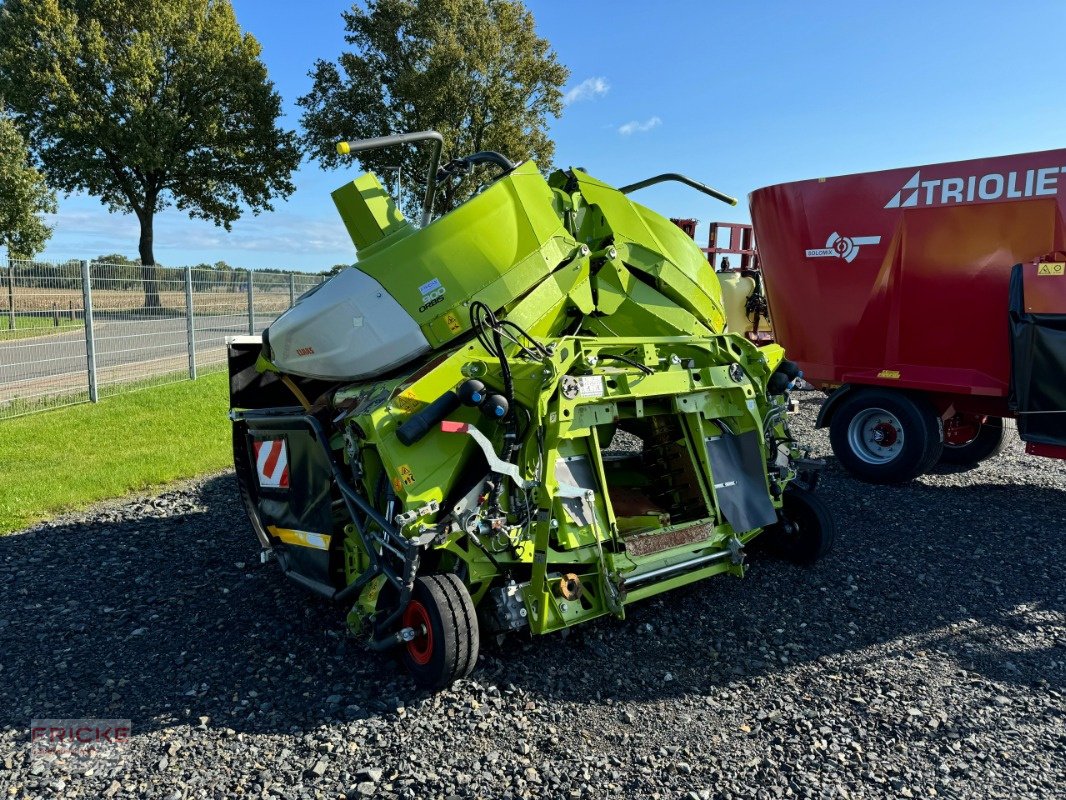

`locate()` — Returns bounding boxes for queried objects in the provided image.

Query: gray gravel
[1,391,1064,799]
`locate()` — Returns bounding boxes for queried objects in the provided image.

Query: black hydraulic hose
[459,151,516,172]
[599,353,654,375]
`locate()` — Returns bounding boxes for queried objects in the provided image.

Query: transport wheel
[829,390,943,484]
[940,415,1007,466]
[761,485,836,565]
[401,574,479,689]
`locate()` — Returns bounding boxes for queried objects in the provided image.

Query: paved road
[0,314,272,405]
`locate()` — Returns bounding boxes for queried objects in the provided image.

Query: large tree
[0,0,301,308]
[299,0,568,218]
[0,112,56,259]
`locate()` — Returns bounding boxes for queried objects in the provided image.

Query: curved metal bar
[337,131,444,226]
[459,151,516,172]
[618,172,737,207]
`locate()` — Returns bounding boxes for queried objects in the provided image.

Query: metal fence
[0,259,325,419]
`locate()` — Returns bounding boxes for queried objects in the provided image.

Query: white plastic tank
[265,268,430,381]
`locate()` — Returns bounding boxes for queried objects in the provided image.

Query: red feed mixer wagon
[750,148,1066,483]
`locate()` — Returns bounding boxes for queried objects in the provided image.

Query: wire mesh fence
[0,259,326,419]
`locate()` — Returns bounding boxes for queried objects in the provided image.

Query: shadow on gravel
[0,468,1062,737]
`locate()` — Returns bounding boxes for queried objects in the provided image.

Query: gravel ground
[1,391,1064,799]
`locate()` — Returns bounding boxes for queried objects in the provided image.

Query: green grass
[0,372,232,533]
[0,315,84,342]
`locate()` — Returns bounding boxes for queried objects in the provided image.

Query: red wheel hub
[871,422,899,447]
[402,601,433,665]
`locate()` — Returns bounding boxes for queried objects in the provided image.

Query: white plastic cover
[267,268,430,380]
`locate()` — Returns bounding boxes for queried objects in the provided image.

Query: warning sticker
[1037,262,1065,276]
[444,312,463,333]
[398,464,416,486]
[254,439,289,489]
[393,391,426,413]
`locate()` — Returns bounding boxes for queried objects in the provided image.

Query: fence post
[6,259,14,331]
[289,272,295,307]
[185,266,197,380]
[81,259,98,403]
[246,270,255,335]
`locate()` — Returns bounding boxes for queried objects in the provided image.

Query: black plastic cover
[1008,264,1066,446]
[242,416,339,588]
[703,430,778,532]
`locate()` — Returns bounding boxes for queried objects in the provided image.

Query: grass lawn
[0,315,84,342]
[0,372,232,533]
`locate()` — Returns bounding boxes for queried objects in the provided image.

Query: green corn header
[227,132,834,688]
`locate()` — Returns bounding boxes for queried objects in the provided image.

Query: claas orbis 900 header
[227,131,834,688]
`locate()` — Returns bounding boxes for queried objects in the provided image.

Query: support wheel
[940,415,1006,466]
[401,574,479,689]
[829,389,943,484]
[762,485,836,565]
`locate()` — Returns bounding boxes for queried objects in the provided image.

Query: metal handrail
[337,131,445,226]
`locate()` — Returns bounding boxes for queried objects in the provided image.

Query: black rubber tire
[940,417,1007,466]
[762,485,836,565]
[401,574,479,689]
[829,389,943,484]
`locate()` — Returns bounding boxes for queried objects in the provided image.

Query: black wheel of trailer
[940,415,1007,466]
[829,389,943,484]
[401,574,480,689]
[762,485,836,565]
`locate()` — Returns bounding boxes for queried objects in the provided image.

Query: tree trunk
[137,210,161,310]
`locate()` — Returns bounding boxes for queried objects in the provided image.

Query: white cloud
[618,116,662,135]
[563,77,610,105]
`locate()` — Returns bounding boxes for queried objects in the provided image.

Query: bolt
[550,519,559,529]
[670,354,682,365]
[561,603,569,612]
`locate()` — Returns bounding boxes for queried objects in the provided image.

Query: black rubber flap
[1008,264,1066,446]
[704,429,778,532]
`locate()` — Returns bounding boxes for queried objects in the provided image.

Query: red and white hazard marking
[253,438,289,489]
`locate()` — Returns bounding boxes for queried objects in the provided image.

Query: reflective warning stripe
[253,439,289,489]
[266,525,332,550]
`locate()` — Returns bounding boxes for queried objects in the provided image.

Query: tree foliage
[298,0,568,218]
[0,0,301,307]
[0,112,56,259]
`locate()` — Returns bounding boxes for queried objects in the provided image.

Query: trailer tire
[762,485,836,564]
[401,574,479,688]
[940,416,1007,466]
[829,389,943,484]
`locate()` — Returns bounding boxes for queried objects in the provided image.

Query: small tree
[0,0,301,309]
[298,0,568,218]
[0,112,55,259]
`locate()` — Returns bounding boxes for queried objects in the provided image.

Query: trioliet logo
[885,165,1064,209]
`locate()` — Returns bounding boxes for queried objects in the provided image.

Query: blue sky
[34,1,1066,271]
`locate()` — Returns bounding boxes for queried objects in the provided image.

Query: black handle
[396,391,461,446]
